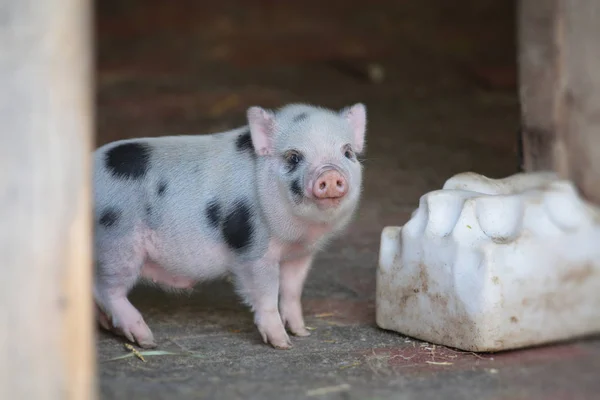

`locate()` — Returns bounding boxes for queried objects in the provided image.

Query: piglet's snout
[313,170,347,199]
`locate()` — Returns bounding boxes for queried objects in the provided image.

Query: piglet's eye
[343,146,355,159]
[284,150,303,166]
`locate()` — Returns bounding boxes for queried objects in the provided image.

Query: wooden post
[518,0,600,206]
[517,0,560,172]
[553,0,600,205]
[0,0,96,399]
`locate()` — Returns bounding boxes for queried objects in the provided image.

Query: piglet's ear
[340,103,367,154]
[247,106,276,156]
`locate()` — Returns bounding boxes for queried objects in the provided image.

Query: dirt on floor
[95,1,600,399]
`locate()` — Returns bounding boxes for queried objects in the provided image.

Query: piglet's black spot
[145,204,152,218]
[235,130,254,154]
[290,179,303,201]
[105,142,151,180]
[292,112,308,123]
[99,208,121,228]
[157,181,168,197]
[205,200,221,229]
[222,200,254,252]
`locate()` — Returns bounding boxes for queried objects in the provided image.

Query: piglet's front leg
[279,254,314,337]
[235,254,292,349]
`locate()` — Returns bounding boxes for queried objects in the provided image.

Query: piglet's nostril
[319,182,326,190]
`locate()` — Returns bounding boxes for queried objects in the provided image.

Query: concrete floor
[95,1,600,399]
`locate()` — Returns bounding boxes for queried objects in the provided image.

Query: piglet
[93,103,367,349]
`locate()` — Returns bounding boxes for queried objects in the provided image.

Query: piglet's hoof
[289,326,311,337]
[110,320,157,349]
[129,328,157,349]
[266,336,293,350]
[259,329,293,350]
[136,338,158,349]
[271,339,293,350]
[96,308,112,331]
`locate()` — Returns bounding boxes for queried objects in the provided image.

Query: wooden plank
[517,0,560,171]
[519,0,600,205]
[0,0,96,399]
[554,0,600,204]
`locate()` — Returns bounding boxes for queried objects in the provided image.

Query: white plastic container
[376,171,600,351]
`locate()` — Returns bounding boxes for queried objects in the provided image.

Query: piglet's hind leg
[94,232,156,348]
